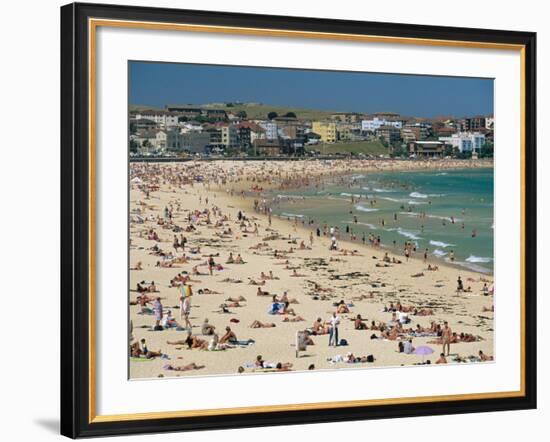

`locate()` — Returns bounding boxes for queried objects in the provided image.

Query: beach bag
[339,339,348,346]
[366,354,374,363]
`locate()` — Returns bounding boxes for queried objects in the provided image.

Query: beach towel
[130,357,154,362]
[230,339,255,346]
[268,303,283,315]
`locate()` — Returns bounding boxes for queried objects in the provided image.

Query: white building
[135,111,179,127]
[259,121,278,140]
[361,117,402,132]
[155,130,180,151]
[221,126,239,148]
[439,132,486,153]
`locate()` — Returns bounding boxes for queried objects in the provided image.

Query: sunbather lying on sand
[130,340,163,359]
[136,281,157,293]
[479,350,494,361]
[197,288,221,294]
[167,333,208,350]
[413,308,434,316]
[156,260,174,268]
[282,316,305,322]
[221,277,242,283]
[130,261,143,270]
[220,301,243,308]
[250,320,276,328]
[164,363,205,371]
[256,287,270,296]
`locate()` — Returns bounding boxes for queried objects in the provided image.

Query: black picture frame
[61,2,537,438]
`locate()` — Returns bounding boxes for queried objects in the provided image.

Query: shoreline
[223,164,493,276]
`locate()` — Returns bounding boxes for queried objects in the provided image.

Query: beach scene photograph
[128,62,495,379]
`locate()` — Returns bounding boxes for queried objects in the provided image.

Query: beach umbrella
[414,345,434,363]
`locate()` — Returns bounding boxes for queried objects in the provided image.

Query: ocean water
[267,168,494,273]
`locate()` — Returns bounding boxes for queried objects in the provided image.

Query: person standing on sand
[442,321,452,356]
[208,255,216,276]
[309,231,314,247]
[423,248,428,263]
[328,312,341,347]
[153,297,163,328]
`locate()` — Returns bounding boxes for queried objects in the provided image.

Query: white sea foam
[364,187,396,193]
[435,172,449,176]
[340,192,364,198]
[379,196,406,203]
[455,261,492,274]
[409,192,428,198]
[429,240,455,248]
[432,249,448,257]
[465,255,492,263]
[281,212,304,218]
[409,192,445,198]
[354,204,379,213]
[342,221,377,230]
[396,228,422,240]
[407,200,427,205]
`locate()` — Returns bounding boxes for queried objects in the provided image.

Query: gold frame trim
[88,18,527,424]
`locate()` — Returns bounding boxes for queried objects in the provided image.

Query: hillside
[130,102,336,120]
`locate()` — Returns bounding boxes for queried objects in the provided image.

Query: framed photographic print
[60,2,537,438]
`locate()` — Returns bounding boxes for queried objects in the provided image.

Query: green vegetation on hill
[201,103,336,120]
[130,102,336,120]
[307,140,388,156]
[129,104,164,112]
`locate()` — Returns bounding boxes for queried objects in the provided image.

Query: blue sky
[129,61,493,118]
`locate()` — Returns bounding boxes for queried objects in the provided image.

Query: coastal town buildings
[134,110,180,127]
[129,102,492,159]
[259,121,278,140]
[312,121,337,143]
[408,140,445,158]
[361,117,403,132]
[376,125,401,144]
[439,132,486,153]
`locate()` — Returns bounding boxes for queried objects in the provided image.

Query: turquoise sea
[267,168,494,273]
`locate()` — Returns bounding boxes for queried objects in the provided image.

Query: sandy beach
[128,159,494,379]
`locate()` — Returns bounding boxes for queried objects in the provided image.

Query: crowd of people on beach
[128,160,495,377]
